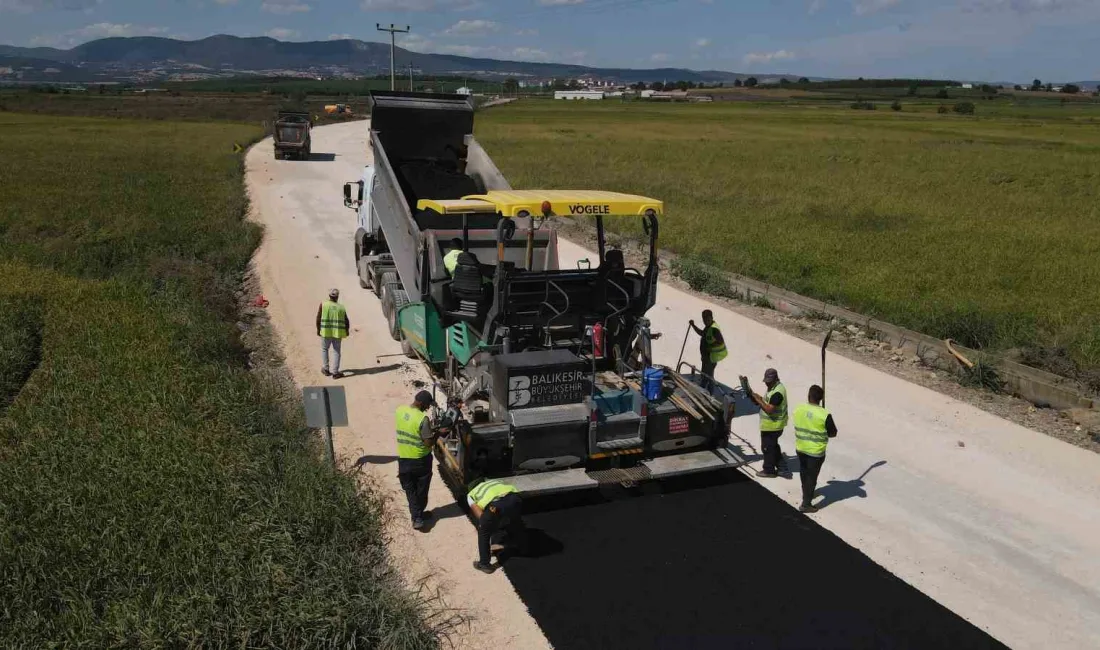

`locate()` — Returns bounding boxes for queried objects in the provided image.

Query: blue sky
[1,0,1097,81]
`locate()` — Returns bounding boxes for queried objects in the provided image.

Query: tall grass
[0,115,438,647]
[477,101,1100,382]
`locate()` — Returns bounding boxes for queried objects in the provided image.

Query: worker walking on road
[468,476,527,574]
[793,385,838,513]
[689,310,727,391]
[750,368,789,478]
[317,288,350,379]
[443,237,464,276]
[396,391,441,531]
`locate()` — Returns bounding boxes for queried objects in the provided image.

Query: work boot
[332,372,343,379]
[756,469,778,478]
[799,504,819,514]
[473,560,496,574]
[321,368,331,376]
[412,518,426,531]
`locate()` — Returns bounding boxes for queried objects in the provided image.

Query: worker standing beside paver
[750,368,789,479]
[395,390,441,531]
[468,477,527,574]
[792,385,838,513]
[316,288,350,379]
[689,309,727,391]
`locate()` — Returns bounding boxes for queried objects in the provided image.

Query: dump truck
[324,103,354,117]
[273,110,312,160]
[343,90,751,497]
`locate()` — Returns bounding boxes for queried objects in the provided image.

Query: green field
[476,100,1100,386]
[0,114,438,647]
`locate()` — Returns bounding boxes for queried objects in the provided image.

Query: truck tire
[379,272,398,307]
[379,273,399,319]
[357,257,369,289]
[389,289,410,342]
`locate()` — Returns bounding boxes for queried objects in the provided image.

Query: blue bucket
[642,367,664,401]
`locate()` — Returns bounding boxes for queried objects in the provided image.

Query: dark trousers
[761,431,784,474]
[700,357,717,391]
[478,493,526,565]
[797,452,826,507]
[397,456,433,523]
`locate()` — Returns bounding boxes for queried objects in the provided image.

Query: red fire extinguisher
[592,321,605,358]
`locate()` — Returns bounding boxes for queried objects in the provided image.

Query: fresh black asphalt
[499,470,1008,650]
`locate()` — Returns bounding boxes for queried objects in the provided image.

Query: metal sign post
[303,386,348,467]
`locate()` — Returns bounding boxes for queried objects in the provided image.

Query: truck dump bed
[367,91,517,295]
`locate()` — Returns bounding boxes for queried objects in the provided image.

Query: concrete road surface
[246,120,1100,650]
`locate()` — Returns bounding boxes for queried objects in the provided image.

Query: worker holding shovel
[689,310,727,392]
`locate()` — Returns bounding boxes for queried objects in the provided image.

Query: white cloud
[443,19,501,36]
[743,49,796,65]
[515,28,539,36]
[852,0,901,15]
[694,37,711,48]
[650,52,669,62]
[265,27,300,40]
[539,0,586,5]
[1,0,101,13]
[328,33,354,40]
[31,22,168,47]
[808,0,825,14]
[360,0,478,10]
[261,0,311,14]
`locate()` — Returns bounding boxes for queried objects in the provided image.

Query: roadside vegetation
[476,100,1100,388]
[0,114,439,647]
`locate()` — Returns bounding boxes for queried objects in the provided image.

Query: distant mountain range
[0,34,809,85]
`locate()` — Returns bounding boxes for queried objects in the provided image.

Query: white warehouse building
[554,90,605,100]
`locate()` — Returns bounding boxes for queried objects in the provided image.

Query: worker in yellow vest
[316,288,350,378]
[792,385,838,514]
[395,390,440,530]
[467,477,526,573]
[690,309,728,391]
[443,238,463,276]
[750,368,789,479]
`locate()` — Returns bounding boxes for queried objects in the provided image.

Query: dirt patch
[553,217,1100,455]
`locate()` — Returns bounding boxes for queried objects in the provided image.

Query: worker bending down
[792,384,838,513]
[467,477,527,574]
[689,309,727,392]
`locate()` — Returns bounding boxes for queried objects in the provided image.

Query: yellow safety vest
[469,479,518,509]
[443,249,461,276]
[759,382,788,432]
[395,405,432,459]
[793,403,831,458]
[705,323,728,363]
[319,300,348,339]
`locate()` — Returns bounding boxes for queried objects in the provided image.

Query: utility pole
[408,63,414,91]
[376,23,410,91]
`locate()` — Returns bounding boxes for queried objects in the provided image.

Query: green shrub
[891,100,902,111]
[953,101,976,115]
[937,105,949,114]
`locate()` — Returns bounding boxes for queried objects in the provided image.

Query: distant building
[554,90,605,100]
[455,86,473,96]
[961,83,974,89]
